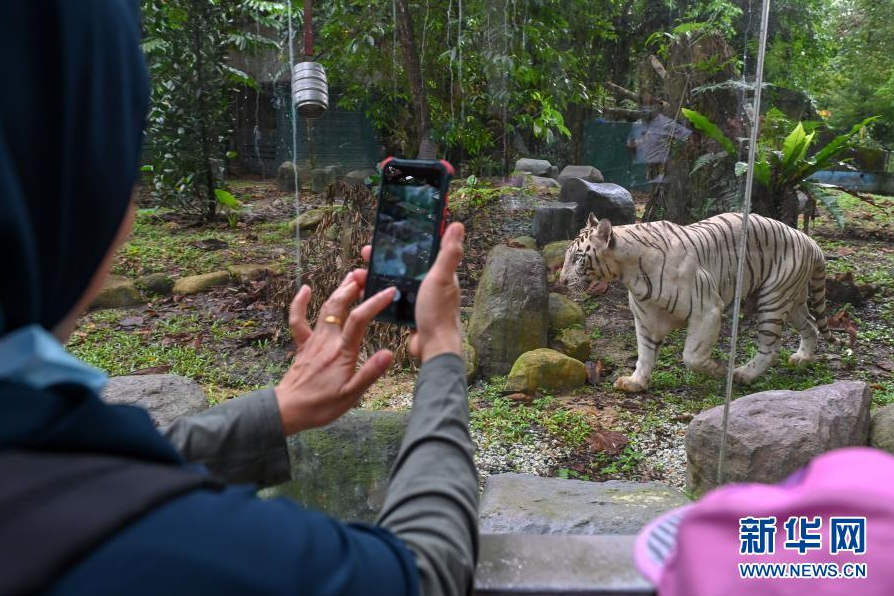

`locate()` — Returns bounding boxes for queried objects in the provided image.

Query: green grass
[68,310,263,401]
[114,210,294,277]
[470,377,591,448]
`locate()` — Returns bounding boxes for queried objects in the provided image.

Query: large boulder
[227,263,276,282]
[514,158,556,178]
[90,275,143,309]
[870,404,894,454]
[541,240,571,273]
[529,176,560,190]
[344,168,377,187]
[559,179,636,230]
[260,410,409,523]
[462,338,479,383]
[533,203,577,246]
[551,328,590,362]
[276,161,299,192]
[548,293,585,333]
[102,374,209,427]
[311,167,337,193]
[686,381,871,496]
[505,348,586,393]
[479,473,689,535]
[172,270,230,295]
[468,246,549,377]
[558,165,604,186]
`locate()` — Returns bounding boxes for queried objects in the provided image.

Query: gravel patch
[472,428,571,488]
[631,419,688,489]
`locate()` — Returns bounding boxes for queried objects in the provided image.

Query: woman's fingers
[339,350,394,402]
[288,285,313,347]
[341,287,396,355]
[428,223,464,282]
[361,245,371,263]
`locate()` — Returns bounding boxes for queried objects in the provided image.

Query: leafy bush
[141,0,280,222]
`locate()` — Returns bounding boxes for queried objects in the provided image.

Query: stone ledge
[474,534,654,595]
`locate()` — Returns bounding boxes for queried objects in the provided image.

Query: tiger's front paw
[788,352,813,366]
[733,367,757,385]
[614,375,647,393]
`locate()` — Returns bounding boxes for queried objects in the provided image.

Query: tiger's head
[558,213,618,294]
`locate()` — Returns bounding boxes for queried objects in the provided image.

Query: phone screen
[367,161,448,326]
[372,172,440,281]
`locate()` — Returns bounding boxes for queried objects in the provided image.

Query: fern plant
[682,107,877,231]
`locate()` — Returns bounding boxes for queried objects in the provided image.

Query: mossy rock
[135,272,174,297]
[90,275,143,309]
[551,327,591,362]
[508,235,537,250]
[259,410,409,523]
[172,270,230,295]
[506,348,586,394]
[467,245,549,377]
[227,263,276,282]
[463,338,479,383]
[548,293,585,333]
[542,240,571,272]
[287,207,335,234]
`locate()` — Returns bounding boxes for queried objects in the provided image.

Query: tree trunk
[394,0,431,158]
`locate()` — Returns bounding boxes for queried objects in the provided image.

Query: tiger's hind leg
[682,298,725,378]
[734,305,791,384]
[788,302,818,366]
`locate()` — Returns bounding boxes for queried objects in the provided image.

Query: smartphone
[364,157,454,327]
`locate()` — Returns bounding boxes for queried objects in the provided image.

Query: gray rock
[514,158,555,178]
[310,167,337,193]
[686,381,871,496]
[533,203,577,246]
[870,404,894,454]
[135,272,174,296]
[559,179,636,230]
[529,175,560,190]
[558,165,604,185]
[468,245,548,377]
[276,161,299,192]
[479,473,689,535]
[90,275,143,309]
[261,410,409,523]
[103,374,208,427]
[344,168,377,187]
[476,534,652,595]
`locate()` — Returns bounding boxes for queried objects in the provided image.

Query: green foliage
[141,0,280,222]
[471,379,591,448]
[682,107,877,229]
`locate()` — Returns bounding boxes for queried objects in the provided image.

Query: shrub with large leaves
[682,107,877,230]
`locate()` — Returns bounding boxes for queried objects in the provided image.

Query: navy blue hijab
[0,0,148,336]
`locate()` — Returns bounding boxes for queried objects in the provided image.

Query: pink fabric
[636,447,894,595]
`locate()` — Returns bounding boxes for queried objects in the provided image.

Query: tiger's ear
[587,212,599,228]
[592,218,613,251]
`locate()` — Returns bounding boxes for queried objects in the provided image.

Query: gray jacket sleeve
[161,388,292,488]
[376,353,479,596]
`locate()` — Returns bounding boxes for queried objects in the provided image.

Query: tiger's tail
[809,255,845,346]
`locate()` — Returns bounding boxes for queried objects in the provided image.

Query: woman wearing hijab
[0,2,477,595]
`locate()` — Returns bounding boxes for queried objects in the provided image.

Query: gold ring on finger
[323,315,344,327]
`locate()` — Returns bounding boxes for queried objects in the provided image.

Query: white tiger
[558,212,843,392]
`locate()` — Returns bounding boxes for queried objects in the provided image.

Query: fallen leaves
[827,310,858,347]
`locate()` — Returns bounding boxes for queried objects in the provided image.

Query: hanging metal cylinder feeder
[291,0,328,119]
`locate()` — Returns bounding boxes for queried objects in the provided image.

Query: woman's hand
[275,271,396,436]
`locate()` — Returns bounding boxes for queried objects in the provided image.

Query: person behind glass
[0,2,477,595]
